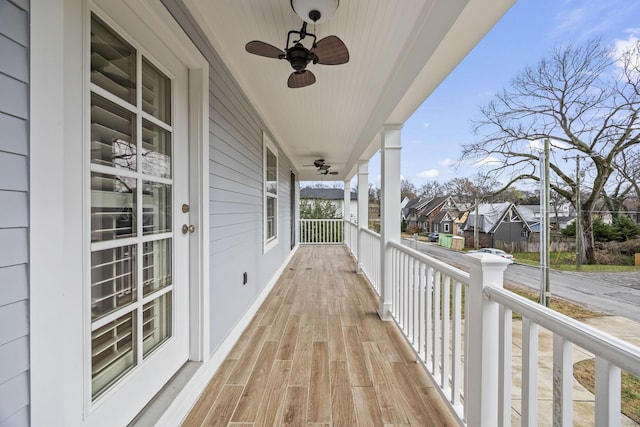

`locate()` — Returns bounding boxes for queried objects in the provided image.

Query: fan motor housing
[287,44,313,71]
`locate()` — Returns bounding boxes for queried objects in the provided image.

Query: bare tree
[612,147,640,221]
[417,180,443,200]
[400,179,417,200]
[461,39,640,264]
[444,174,498,203]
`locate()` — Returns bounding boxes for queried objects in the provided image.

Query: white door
[86,9,190,422]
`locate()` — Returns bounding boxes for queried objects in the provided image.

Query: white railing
[388,241,469,421]
[299,218,343,244]
[485,286,640,426]
[375,240,640,426]
[359,228,381,295]
[344,220,358,256]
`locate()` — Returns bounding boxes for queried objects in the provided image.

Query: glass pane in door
[91,245,137,320]
[142,239,172,296]
[142,292,172,357]
[90,15,136,104]
[91,311,137,398]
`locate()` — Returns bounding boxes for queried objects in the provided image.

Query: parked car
[468,247,515,264]
[427,232,439,242]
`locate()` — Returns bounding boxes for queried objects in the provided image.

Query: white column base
[377,302,393,321]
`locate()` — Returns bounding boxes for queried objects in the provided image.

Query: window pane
[142,58,171,125]
[142,239,172,296]
[267,196,276,239]
[142,181,172,235]
[266,149,277,195]
[143,292,172,357]
[92,311,137,398]
[91,245,137,320]
[91,94,137,170]
[142,119,171,178]
[91,15,136,104]
[91,173,137,242]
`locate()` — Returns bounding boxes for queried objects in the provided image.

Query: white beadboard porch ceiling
[183,0,514,181]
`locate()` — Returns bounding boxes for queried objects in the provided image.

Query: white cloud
[474,156,500,167]
[423,122,430,129]
[439,157,455,167]
[417,169,440,178]
[613,31,640,70]
[409,139,423,145]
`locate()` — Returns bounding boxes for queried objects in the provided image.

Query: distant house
[402,196,431,229]
[419,196,465,234]
[463,202,532,248]
[518,203,575,231]
[402,195,464,234]
[300,187,357,220]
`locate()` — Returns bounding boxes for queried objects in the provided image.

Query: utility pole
[540,139,550,306]
[474,196,479,249]
[575,155,582,271]
[563,154,585,271]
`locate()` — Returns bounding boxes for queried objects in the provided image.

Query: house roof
[464,202,532,233]
[402,196,430,218]
[185,0,515,181]
[300,187,357,200]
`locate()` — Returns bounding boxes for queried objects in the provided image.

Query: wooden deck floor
[183,245,458,427]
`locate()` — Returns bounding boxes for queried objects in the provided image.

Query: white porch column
[378,124,402,320]
[343,180,351,249]
[356,160,369,272]
[465,254,510,427]
[343,180,351,221]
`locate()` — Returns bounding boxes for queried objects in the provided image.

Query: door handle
[182,224,196,234]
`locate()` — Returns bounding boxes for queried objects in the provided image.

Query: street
[402,239,640,322]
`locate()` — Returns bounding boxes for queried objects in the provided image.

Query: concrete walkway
[510,316,640,426]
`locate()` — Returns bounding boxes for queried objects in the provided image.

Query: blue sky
[365,0,640,188]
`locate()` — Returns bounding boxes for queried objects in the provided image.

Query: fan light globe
[291,0,339,24]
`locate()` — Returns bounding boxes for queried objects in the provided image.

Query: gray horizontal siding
[0,1,30,426]
[163,0,297,354]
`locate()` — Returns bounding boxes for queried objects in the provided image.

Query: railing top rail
[486,286,640,376]
[300,218,343,222]
[388,240,470,284]
[361,227,380,238]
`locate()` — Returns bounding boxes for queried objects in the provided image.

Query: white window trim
[263,133,279,252]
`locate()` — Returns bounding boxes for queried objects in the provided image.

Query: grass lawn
[513,252,640,272]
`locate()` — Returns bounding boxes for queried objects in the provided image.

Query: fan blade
[312,36,349,65]
[245,41,285,59]
[288,70,316,88]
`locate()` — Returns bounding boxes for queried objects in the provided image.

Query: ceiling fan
[245,20,349,88]
[304,158,339,175]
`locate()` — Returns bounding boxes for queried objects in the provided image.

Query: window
[444,223,450,233]
[264,134,278,250]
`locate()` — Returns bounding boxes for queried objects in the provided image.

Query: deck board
[183,246,458,426]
